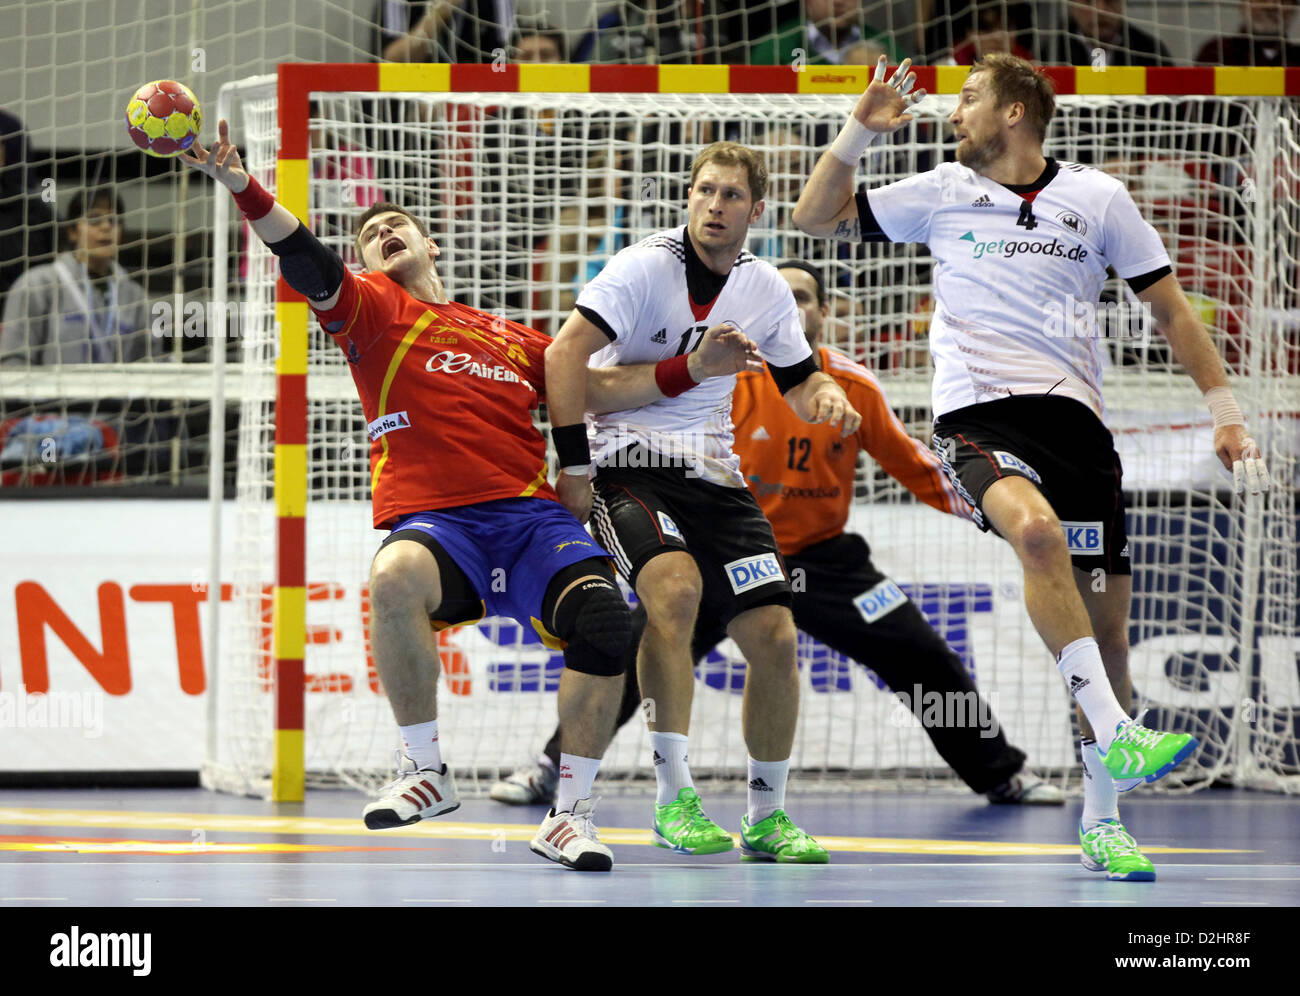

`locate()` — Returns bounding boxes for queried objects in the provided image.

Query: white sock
[1080,738,1119,829]
[554,753,601,813]
[1056,638,1128,751]
[400,720,442,771]
[747,757,789,823]
[651,731,693,805]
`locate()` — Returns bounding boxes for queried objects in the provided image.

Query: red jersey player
[183,119,758,872]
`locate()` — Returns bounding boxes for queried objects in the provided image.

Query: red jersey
[732,346,972,555]
[313,269,557,529]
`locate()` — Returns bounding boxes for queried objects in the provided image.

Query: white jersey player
[547,141,861,862]
[794,53,1270,881]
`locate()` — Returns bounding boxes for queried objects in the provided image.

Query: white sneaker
[530,798,614,871]
[986,769,1065,805]
[490,760,558,805]
[362,755,460,829]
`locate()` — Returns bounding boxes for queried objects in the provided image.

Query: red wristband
[232,176,276,221]
[654,354,697,398]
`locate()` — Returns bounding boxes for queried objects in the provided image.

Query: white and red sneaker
[529,798,613,871]
[363,755,460,829]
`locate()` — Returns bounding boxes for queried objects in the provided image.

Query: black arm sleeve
[576,305,618,342]
[1124,265,1172,295]
[854,190,891,243]
[266,223,345,303]
[769,354,821,395]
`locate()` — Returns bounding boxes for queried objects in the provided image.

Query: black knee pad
[553,575,633,677]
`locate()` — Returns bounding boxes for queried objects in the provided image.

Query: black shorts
[932,396,1130,575]
[590,446,792,624]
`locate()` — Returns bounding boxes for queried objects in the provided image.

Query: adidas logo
[652,750,666,765]
[750,426,770,440]
[1069,674,1090,694]
[971,194,994,207]
[748,777,773,792]
[651,327,668,344]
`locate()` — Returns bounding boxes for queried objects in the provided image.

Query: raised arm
[792,55,924,241]
[181,119,345,311]
[1137,273,1270,493]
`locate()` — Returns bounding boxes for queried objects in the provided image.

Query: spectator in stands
[919,1,1032,64]
[951,0,1034,64]
[574,1,737,64]
[0,188,152,365]
[749,0,899,66]
[1196,0,1300,66]
[1037,1,1171,66]
[0,111,56,320]
[512,22,566,62]
[375,0,514,63]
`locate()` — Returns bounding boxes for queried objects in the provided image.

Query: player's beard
[956,130,1008,173]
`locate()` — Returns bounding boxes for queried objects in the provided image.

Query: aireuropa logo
[960,231,1089,262]
[366,410,411,442]
[853,579,908,625]
[425,350,530,388]
[1061,520,1104,555]
[725,553,784,595]
[50,926,151,975]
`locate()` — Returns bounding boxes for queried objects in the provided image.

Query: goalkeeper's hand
[180,118,251,193]
[1215,423,1271,495]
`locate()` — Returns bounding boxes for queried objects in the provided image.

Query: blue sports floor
[0,787,1297,907]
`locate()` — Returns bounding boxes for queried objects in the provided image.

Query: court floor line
[0,807,1251,858]
[1,860,1288,870]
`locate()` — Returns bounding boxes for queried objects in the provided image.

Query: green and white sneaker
[652,788,735,855]
[739,810,829,864]
[1101,713,1198,785]
[1079,819,1155,882]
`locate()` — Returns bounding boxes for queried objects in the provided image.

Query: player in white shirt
[793,53,1270,881]
[546,142,861,862]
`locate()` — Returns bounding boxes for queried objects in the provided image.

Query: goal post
[202,63,1300,801]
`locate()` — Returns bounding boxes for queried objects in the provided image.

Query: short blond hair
[689,142,768,203]
[971,53,1056,143]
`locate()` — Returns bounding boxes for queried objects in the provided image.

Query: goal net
[202,65,1299,800]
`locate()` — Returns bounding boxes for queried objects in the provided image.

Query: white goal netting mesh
[204,81,1299,799]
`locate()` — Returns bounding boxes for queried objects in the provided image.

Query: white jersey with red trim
[864,159,1170,420]
[576,225,811,487]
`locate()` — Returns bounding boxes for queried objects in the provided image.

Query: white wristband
[829,115,881,166]
[561,465,590,477]
[1204,386,1245,429]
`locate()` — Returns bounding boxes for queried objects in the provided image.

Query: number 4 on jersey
[1016,199,1038,230]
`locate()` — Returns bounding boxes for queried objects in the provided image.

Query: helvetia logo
[367,410,412,441]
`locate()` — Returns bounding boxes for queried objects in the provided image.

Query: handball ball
[126,80,202,157]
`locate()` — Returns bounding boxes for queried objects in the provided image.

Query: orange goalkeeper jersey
[313,269,556,529]
[732,346,972,555]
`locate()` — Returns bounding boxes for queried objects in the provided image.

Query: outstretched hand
[852,56,927,134]
[688,322,764,379]
[179,118,250,193]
